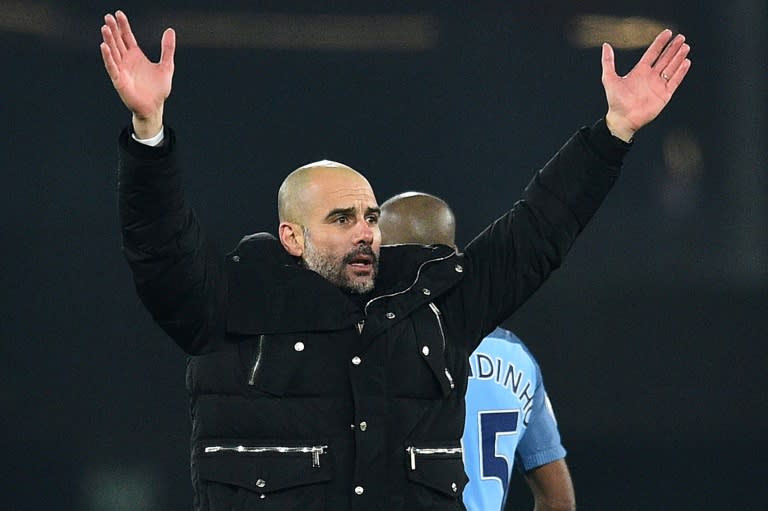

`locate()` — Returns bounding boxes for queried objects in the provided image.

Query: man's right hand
[100,10,175,139]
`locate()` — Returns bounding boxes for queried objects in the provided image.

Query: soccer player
[380,192,575,511]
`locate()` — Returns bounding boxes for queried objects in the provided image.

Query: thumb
[601,42,617,84]
[160,28,176,69]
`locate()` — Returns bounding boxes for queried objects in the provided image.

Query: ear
[279,222,304,257]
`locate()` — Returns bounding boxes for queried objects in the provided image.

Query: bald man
[379,192,457,248]
[102,9,690,511]
[381,192,575,511]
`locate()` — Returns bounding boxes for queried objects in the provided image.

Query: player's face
[299,170,381,293]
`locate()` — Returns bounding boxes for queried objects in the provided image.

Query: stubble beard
[302,228,378,294]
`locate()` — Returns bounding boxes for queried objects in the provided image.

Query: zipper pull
[406,446,416,471]
[312,447,322,468]
[445,368,455,389]
[248,334,265,386]
[356,320,365,335]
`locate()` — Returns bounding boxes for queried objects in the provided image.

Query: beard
[302,228,378,294]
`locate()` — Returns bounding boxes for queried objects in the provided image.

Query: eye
[335,215,349,224]
[366,214,379,225]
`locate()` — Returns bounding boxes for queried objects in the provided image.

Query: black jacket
[117,120,627,511]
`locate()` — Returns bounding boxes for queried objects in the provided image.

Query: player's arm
[521,459,576,511]
[511,355,574,511]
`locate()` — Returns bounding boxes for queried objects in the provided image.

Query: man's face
[298,169,381,293]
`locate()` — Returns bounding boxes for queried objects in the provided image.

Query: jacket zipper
[428,303,447,352]
[428,302,455,390]
[405,445,463,471]
[363,252,457,315]
[248,334,265,386]
[204,444,328,468]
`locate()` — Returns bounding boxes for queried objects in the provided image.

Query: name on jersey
[467,351,535,425]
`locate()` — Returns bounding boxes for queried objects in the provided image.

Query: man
[380,192,575,511]
[100,10,690,511]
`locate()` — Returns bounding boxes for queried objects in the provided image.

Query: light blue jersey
[461,327,566,511]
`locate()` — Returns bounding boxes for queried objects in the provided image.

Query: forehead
[304,168,378,212]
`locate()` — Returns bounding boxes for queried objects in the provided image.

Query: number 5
[479,410,519,490]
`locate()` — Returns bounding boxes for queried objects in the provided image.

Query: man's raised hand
[100,10,175,138]
[602,29,691,142]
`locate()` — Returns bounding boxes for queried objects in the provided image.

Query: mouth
[344,248,376,275]
[347,254,373,272]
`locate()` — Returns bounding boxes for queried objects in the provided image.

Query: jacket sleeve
[452,118,629,348]
[118,126,226,355]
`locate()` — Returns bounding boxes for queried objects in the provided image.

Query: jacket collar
[225,234,463,335]
[375,243,462,299]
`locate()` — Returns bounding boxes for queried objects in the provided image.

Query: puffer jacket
[117,118,627,510]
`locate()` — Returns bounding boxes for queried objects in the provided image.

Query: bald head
[379,192,456,247]
[278,160,372,224]
[276,159,381,293]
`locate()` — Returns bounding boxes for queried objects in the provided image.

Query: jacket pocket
[236,334,300,396]
[236,330,354,397]
[404,442,467,508]
[195,440,332,511]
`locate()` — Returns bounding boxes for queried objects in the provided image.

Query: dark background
[2,1,766,510]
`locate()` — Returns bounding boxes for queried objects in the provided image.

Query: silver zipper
[364,252,456,315]
[356,320,365,334]
[204,444,328,468]
[405,445,463,471]
[444,368,455,389]
[248,334,265,386]
[428,302,447,352]
[428,303,455,389]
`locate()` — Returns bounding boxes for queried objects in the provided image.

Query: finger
[653,34,685,73]
[601,42,617,83]
[638,29,673,68]
[160,28,176,69]
[106,11,128,57]
[103,14,125,60]
[660,43,690,82]
[100,42,120,82]
[666,58,691,93]
[101,23,122,65]
[115,10,138,50]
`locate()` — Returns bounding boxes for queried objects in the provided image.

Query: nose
[354,218,375,245]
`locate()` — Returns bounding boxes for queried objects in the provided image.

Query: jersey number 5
[479,410,520,490]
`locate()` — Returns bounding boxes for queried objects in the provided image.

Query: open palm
[602,30,691,141]
[100,11,175,121]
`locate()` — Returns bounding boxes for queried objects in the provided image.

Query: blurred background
[2,1,766,509]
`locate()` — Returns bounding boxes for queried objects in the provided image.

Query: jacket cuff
[118,125,179,187]
[586,117,632,165]
[119,124,175,160]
